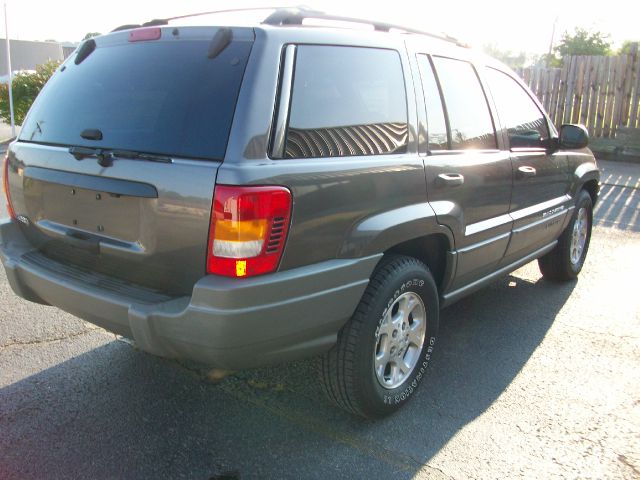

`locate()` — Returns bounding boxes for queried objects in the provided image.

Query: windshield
[19,31,253,160]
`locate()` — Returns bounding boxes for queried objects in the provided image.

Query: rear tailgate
[5,26,254,296]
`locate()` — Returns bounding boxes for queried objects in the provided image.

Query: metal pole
[546,17,558,68]
[4,1,15,137]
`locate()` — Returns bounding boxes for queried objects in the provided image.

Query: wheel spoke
[391,300,406,330]
[378,309,393,336]
[376,335,391,361]
[407,322,424,347]
[390,363,401,385]
[391,310,403,328]
[377,318,393,337]
[401,354,413,373]
[403,296,416,323]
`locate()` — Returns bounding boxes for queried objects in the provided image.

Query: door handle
[437,173,465,186]
[517,166,537,177]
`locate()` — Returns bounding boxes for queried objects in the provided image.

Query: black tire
[319,255,439,418]
[538,190,593,281]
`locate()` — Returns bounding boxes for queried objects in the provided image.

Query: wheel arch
[581,178,599,206]
[572,158,600,206]
[378,233,453,294]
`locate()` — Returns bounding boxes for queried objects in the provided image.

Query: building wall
[62,46,76,59]
[0,39,64,72]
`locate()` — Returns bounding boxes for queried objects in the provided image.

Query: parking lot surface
[0,158,638,479]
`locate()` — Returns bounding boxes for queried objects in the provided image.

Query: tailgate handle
[65,232,100,254]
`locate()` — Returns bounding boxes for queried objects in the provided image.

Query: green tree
[82,32,101,41]
[554,28,612,63]
[0,60,61,125]
[618,40,639,55]
[535,53,562,68]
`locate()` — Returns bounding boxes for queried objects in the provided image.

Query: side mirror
[559,124,589,149]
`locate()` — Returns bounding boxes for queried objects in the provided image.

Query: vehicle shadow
[0,271,575,479]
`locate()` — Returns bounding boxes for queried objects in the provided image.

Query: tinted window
[417,54,448,150]
[432,57,497,150]
[285,46,408,158]
[484,68,549,149]
[19,33,253,160]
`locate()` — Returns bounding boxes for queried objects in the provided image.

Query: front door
[482,67,570,264]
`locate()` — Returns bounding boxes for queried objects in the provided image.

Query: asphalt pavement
[0,158,638,479]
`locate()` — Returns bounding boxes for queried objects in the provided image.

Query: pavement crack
[617,453,640,478]
[0,327,100,349]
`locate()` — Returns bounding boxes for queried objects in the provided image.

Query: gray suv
[0,8,599,418]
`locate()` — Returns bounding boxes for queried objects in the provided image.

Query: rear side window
[19,31,253,160]
[484,68,550,149]
[416,54,448,150]
[431,57,497,150]
[285,46,408,158]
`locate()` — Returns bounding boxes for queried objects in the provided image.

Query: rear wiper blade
[69,146,113,167]
[69,146,172,166]
[111,150,172,163]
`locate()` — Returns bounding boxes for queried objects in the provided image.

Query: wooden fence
[519,44,640,139]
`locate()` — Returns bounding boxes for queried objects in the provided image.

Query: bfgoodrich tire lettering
[319,255,439,418]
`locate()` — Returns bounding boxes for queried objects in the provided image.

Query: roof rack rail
[112,6,289,32]
[262,7,464,46]
[112,6,464,47]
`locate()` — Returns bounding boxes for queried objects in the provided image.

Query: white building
[0,38,65,73]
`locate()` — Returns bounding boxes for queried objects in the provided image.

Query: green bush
[0,60,61,125]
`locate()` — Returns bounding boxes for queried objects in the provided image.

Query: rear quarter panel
[220,28,443,271]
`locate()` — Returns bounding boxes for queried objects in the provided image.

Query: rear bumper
[0,219,380,369]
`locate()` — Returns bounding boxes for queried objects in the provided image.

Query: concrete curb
[591,147,640,165]
[590,137,640,164]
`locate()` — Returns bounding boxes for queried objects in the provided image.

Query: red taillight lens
[2,154,15,219]
[207,185,292,277]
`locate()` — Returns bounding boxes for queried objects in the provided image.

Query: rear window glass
[19,33,253,160]
[285,45,408,159]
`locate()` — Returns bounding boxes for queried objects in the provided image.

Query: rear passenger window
[431,57,497,150]
[285,46,408,158]
[484,68,549,149]
[416,55,448,150]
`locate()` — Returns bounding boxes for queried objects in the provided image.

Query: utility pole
[4,0,15,137]
[546,17,558,68]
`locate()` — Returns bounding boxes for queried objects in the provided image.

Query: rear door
[417,54,512,290]
[482,67,570,264]
[5,26,254,295]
